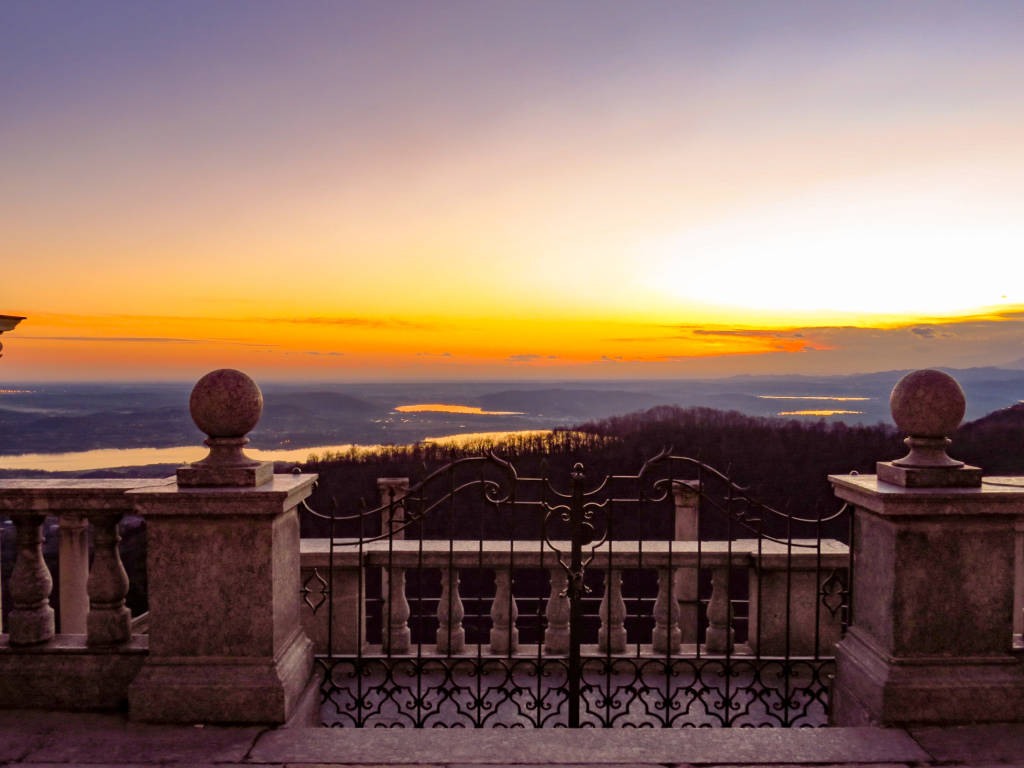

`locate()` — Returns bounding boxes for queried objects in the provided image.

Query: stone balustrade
[1,367,1023,729]
[0,478,168,709]
[299,537,849,658]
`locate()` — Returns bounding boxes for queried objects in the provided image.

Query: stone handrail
[299,537,849,658]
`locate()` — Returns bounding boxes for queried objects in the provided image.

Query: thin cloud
[20,311,436,331]
[507,354,542,362]
[256,316,435,330]
[692,329,805,339]
[18,336,203,343]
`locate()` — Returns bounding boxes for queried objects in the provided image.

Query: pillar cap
[878,369,980,488]
[178,369,272,487]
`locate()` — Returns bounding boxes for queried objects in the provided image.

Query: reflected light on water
[395,403,524,415]
[759,395,870,401]
[423,430,553,447]
[0,430,551,472]
[778,410,864,416]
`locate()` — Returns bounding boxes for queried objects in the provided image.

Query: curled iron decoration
[303,450,850,728]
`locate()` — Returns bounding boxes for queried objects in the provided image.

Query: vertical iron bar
[537,468,546,728]
[414,480,424,727]
[783,508,793,727]
[476,460,485,727]
[356,497,364,725]
[665,461,675,727]
[724,480,734,726]
[814,504,823,661]
[696,464,703,662]
[567,463,585,728]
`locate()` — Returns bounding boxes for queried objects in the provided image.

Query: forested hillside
[301,402,1024,538]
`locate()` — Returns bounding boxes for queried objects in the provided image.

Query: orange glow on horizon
[3,302,1024,380]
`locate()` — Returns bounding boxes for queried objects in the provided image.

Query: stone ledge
[0,635,147,711]
[248,727,930,765]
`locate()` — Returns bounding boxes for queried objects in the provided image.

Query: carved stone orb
[890,369,965,438]
[189,368,263,438]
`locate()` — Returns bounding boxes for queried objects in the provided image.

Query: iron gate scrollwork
[300,452,852,727]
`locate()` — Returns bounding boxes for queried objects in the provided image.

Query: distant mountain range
[1,366,1022,460]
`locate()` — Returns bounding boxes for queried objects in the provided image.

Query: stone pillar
[1015,518,1024,647]
[58,512,90,634]
[830,369,1024,726]
[128,369,316,724]
[672,480,700,643]
[377,477,410,653]
[748,559,843,657]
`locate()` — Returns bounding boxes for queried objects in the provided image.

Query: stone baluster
[489,568,519,654]
[86,511,131,645]
[57,512,90,634]
[382,565,411,654]
[705,566,734,654]
[8,511,55,645]
[436,567,466,654]
[543,567,570,654]
[653,567,682,653]
[598,569,626,653]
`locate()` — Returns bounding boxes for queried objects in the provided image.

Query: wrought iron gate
[300,452,851,727]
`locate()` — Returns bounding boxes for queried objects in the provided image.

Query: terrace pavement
[0,711,1021,768]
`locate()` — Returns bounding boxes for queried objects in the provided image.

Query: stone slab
[23,716,265,763]
[910,723,1024,762]
[706,765,910,768]
[249,727,930,765]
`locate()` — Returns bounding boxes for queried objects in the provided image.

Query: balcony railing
[299,537,849,659]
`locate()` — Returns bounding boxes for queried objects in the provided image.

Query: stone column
[128,369,316,724]
[377,477,410,653]
[57,512,90,634]
[672,480,700,643]
[830,369,1024,726]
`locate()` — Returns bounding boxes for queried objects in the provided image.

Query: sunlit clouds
[2,1,1024,380]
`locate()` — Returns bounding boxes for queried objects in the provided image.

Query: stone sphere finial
[178,369,272,487]
[890,369,965,439]
[189,368,263,438]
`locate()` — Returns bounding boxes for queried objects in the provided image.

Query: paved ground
[0,712,1022,768]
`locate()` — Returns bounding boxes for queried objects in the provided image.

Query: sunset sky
[3,0,1024,381]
